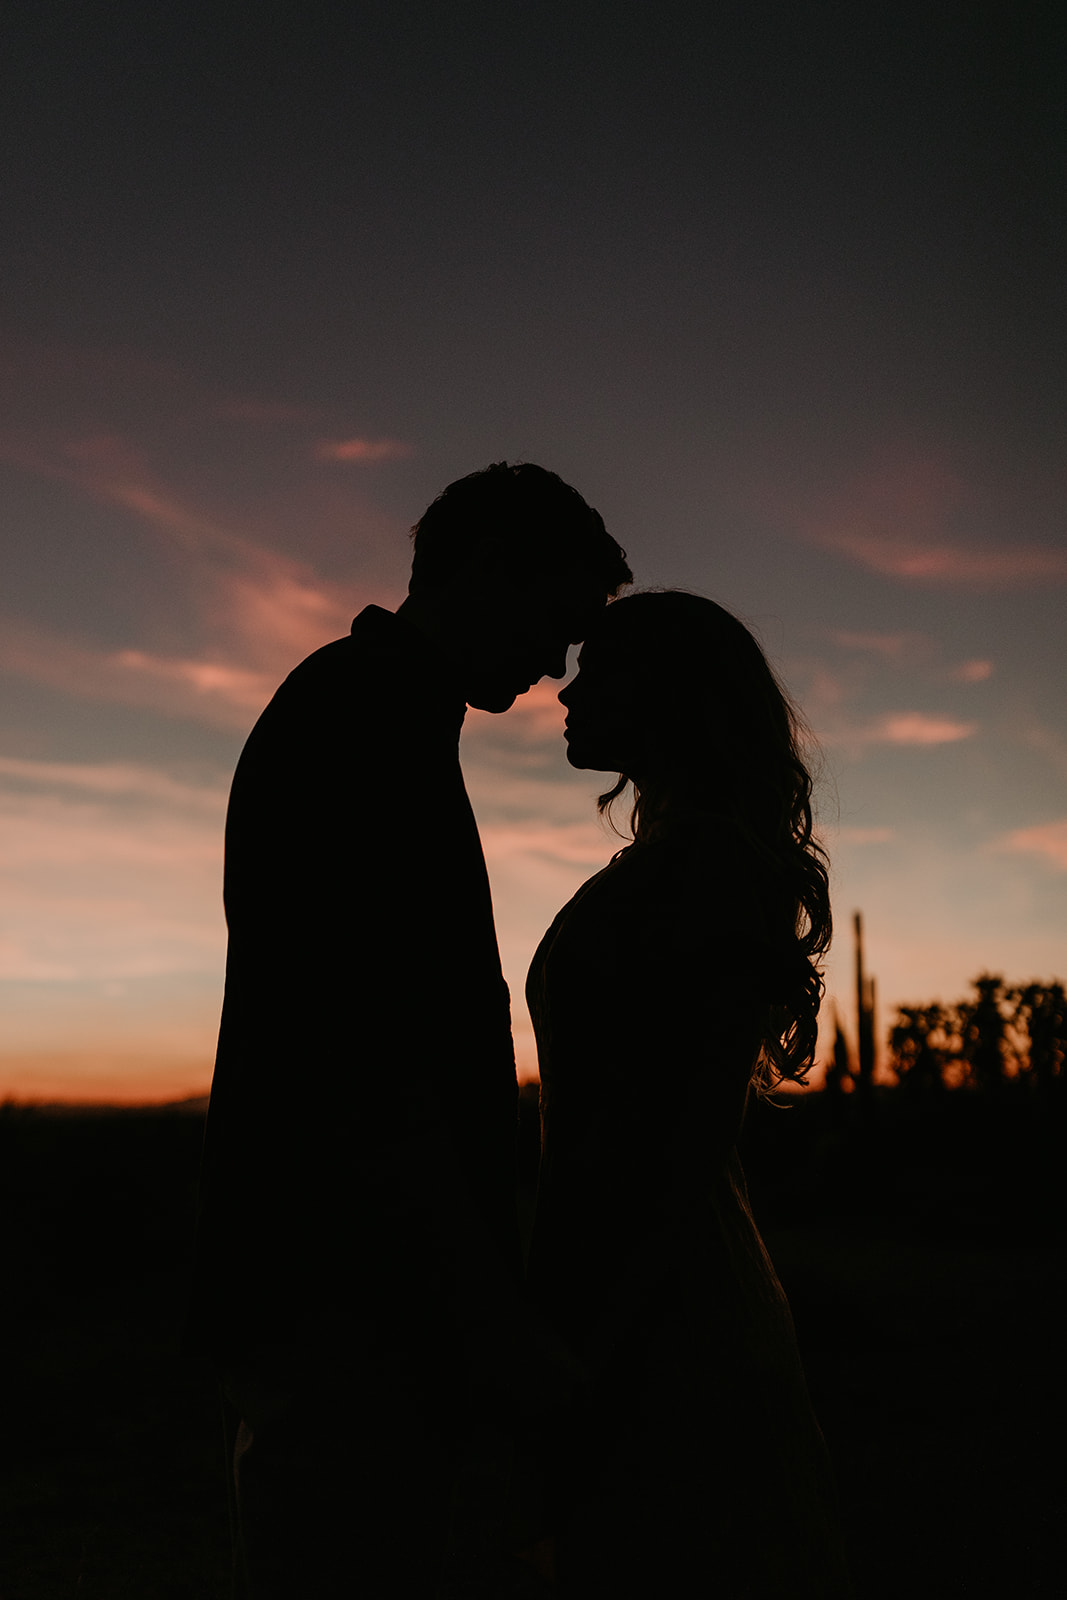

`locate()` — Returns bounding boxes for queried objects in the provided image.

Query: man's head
[401,462,632,712]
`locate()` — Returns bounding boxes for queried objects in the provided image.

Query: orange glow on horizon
[1,1052,214,1107]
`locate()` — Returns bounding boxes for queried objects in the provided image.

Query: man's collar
[351,605,468,719]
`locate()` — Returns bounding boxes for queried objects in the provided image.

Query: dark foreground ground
[1,1086,1063,1599]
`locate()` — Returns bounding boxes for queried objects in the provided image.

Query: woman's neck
[631,777,707,843]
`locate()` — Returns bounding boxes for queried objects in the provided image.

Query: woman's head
[561,591,798,822]
[561,590,831,1083]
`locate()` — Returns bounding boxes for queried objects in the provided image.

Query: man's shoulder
[235,605,454,771]
[230,619,374,771]
[286,606,393,680]
[263,607,400,704]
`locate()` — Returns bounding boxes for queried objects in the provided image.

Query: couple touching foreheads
[187,464,853,1598]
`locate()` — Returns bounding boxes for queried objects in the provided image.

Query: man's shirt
[187,606,520,1365]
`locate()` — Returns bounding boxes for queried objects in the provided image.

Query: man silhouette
[186,463,631,1597]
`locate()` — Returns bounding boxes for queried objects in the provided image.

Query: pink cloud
[3,425,248,555]
[871,712,977,746]
[208,569,353,668]
[315,438,414,463]
[819,529,1067,585]
[951,658,994,683]
[824,636,996,689]
[999,820,1067,871]
[814,708,979,750]
[804,666,849,708]
[0,350,406,567]
[51,434,369,666]
[114,651,279,715]
[0,625,277,729]
[0,420,376,724]
[794,447,1067,587]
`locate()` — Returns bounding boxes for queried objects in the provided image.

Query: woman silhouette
[525,592,852,1597]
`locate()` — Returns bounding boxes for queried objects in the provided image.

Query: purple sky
[2,3,1064,1098]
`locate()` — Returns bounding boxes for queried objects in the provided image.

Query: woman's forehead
[575,632,628,670]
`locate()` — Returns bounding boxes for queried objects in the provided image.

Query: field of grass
[0,1088,1062,1597]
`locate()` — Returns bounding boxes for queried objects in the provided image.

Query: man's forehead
[516,571,611,642]
[554,578,612,637]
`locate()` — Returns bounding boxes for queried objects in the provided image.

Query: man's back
[188,605,520,1367]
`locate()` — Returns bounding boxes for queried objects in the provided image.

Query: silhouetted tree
[824,1008,854,1096]
[890,974,1066,1096]
[890,1005,954,1095]
[1010,981,1066,1099]
[956,974,1014,1094]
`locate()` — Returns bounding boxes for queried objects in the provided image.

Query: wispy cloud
[315,437,414,463]
[796,447,1067,587]
[0,425,369,724]
[198,565,354,673]
[826,633,994,687]
[810,707,979,753]
[801,665,850,709]
[0,756,228,809]
[998,820,1067,871]
[114,651,277,713]
[0,341,416,727]
[0,335,407,457]
[868,712,978,746]
[951,658,994,683]
[0,624,280,729]
[831,630,927,659]
[0,758,226,982]
[818,529,1067,585]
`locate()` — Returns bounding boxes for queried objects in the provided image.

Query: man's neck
[391,596,470,701]
[395,595,467,681]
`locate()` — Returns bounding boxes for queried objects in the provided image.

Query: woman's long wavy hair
[592,591,831,1088]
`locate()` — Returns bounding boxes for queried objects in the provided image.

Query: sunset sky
[2,2,1064,1100]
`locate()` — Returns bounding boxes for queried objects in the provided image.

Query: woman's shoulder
[622,816,781,957]
[561,812,780,940]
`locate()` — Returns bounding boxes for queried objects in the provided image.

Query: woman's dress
[525,828,852,1597]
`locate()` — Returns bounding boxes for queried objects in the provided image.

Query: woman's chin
[565,740,611,773]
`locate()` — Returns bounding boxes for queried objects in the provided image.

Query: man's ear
[456,531,514,588]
